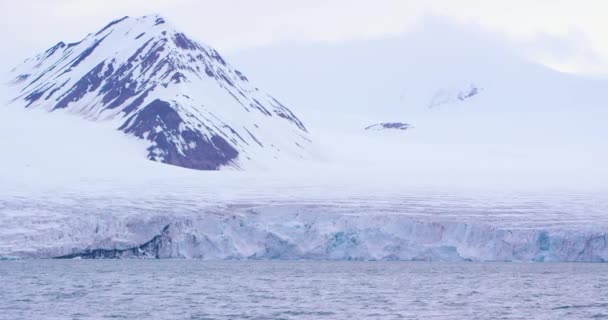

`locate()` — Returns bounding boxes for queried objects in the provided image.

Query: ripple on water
[0,261,607,320]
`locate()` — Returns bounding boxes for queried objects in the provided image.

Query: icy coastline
[2,184,607,262]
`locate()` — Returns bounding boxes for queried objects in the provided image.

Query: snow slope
[2,177,608,261]
[2,104,604,261]
[7,15,310,170]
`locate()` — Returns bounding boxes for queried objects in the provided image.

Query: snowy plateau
[1,15,608,261]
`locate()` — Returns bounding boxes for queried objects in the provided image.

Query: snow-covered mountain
[2,16,608,261]
[8,15,310,170]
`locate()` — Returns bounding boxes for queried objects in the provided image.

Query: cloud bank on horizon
[1,0,608,75]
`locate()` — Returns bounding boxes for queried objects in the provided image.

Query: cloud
[1,0,608,74]
[520,30,608,75]
[425,0,608,74]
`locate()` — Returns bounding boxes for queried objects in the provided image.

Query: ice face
[2,182,607,261]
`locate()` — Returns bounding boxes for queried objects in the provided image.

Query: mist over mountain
[229,17,608,116]
[227,18,608,188]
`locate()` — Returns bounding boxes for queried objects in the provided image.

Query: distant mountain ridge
[8,15,310,170]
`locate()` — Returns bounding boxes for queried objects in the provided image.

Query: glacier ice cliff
[2,197,607,262]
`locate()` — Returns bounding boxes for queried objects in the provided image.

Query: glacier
[2,179,607,262]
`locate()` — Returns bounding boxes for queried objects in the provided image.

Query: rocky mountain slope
[8,15,310,170]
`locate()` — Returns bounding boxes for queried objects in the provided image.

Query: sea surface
[1,261,607,319]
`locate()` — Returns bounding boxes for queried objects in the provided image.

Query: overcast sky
[1,0,608,75]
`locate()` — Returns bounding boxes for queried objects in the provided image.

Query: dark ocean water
[1,261,607,319]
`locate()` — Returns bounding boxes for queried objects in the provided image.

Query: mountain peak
[8,15,311,170]
[91,14,177,41]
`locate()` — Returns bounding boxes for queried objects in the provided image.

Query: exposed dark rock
[24,88,48,107]
[66,41,82,48]
[173,32,198,50]
[270,97,307,132]
[458,86,480,101]
[69,34,109,69]
[170,72,186,84]
[54,62,106,110]
[120,99,239,170]
[251,98,271,116]
[209,49,226,66]
[55,225,171,259]
[234,70,248,82]
[45,80,69,100]
[155,17,166,25]
[122,86,156,114]
[204,65,215,77]
[12,74,30,84]
[44,42,66,58]
[95,16,129,36]
[22,65,57,90]
[365,122,412,131]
